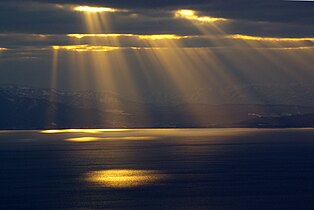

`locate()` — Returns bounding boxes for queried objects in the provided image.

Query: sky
[0,0,313,104]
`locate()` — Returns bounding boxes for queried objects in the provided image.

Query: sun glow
[74,6,118,13]
[85,170,168,188]
[0,47,8,51]
[176,9,195,17]
[175,9,227,23]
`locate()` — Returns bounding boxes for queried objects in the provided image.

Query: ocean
[1,128,314,209]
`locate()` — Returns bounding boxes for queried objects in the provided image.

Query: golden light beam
[0,47,8,51]
[137,37,219,125]
[175,9,228,23]
[74,5,115,34]
[174,9,277,116]
[225,32,314,93]
[67,5,149,127]
[45,48,59,126]
[48,5,314,129]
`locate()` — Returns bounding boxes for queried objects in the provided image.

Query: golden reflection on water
[66,137,103,142]
[66,136,156,142]
[85,169,168,188]
[40,129,129,134]
[40,128,261,137]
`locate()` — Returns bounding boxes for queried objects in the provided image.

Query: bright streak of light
[255,46,314,51]
[175,9,228,23]
[41,129,129,134]
[65,136,156,142]
[0,48,8,51]
[67,34,194,40]
[52,45,201,52]
[67,34,134,39]
[52,45,120,52]
[230,34,314,42]
[85,170,168,188]
[138,34,189,40]
[268,46,314,50]
[66,33,314,43]
[73,6,118,13]
[46,48,59,124]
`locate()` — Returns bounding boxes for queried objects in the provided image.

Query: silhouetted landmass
[242,113,314,128]
[1,85,314,129]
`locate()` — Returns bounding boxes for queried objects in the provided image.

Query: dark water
[1,128,314,210]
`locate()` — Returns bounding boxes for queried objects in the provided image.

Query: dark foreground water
[1,128,314,210]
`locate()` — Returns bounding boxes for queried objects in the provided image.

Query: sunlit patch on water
[65,137,104,142]
[85,169,168,188]
[40,129,130,134]
[66,136,156,142]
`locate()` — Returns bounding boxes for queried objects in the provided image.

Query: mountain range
[1,84,314,129]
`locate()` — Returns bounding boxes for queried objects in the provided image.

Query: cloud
[1,32,313,57]
[9,0,314,23]
[0,1,313,39]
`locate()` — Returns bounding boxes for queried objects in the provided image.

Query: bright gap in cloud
[175,9,228,23]
[73,6,118,13]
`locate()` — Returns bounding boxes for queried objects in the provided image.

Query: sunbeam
[7,4,310,128]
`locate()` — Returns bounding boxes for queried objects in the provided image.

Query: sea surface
[1,128,314,210]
